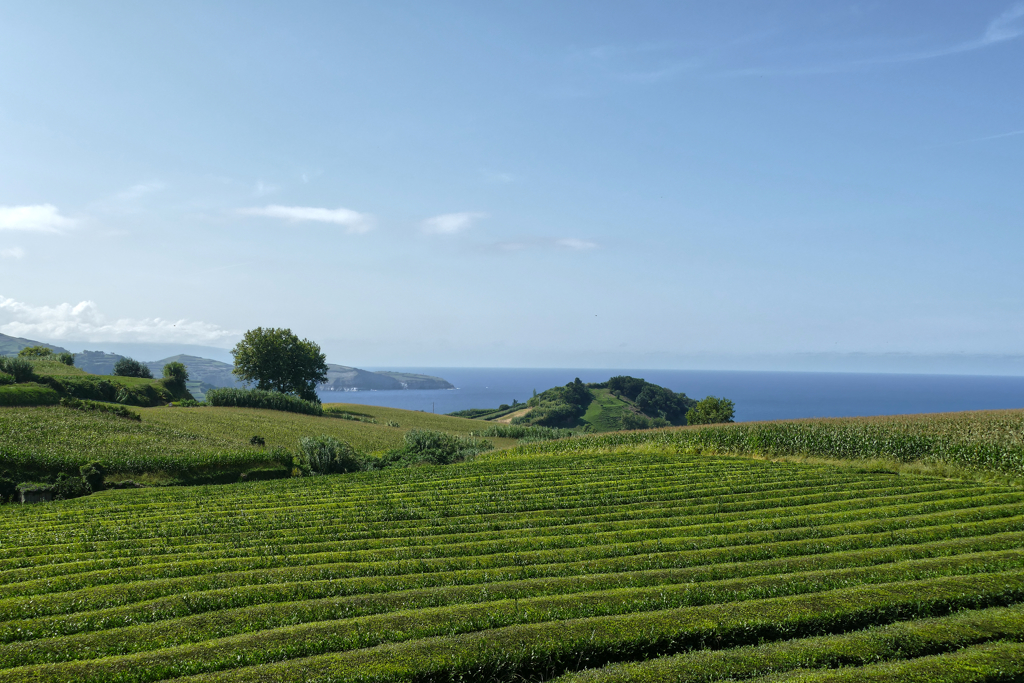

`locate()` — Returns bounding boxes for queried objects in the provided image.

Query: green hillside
[2,440,1023,681]
[0,399,517,486]
[0,333,68,357]
[457,376,703,432]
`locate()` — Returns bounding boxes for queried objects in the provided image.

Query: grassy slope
[0,402,517,481]
[580,388,633,431]
[140,403,517,454]
[1,447,1022,681]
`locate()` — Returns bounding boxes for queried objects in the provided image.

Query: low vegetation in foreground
[2,444,1024,681]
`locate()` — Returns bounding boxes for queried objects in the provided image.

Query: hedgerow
[205,387,323,416]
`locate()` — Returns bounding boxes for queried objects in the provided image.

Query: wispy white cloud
[422,212,486,235]
[484,237,599,253]
[556,238,598,250]
[0,247,25,259]
[114,181,165,201]
[239,204,374,233]
[928,128,1024,148]
[0,295,235,344]
[728,2,1024,76]
[0,205,76,232]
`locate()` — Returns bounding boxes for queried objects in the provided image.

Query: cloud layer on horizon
[0,295,236,345]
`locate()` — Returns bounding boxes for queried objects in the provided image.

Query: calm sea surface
[316,368,1024,422]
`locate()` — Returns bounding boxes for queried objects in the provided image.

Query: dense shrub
[621,411,652,430]
[0,471,15,503]
[0,372,14,386]
[298,435,362,474]
[206,387,324,416]
[250,435,266,447]
[17,345,53,358]
[0,356,36,383]
[687,396,736,425]
[387,429,493,465]
[52,472,91,500]
[57,351,75,366]
[80,462,105,491]
[112,357,153,379]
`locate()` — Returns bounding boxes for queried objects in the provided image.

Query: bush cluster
[0,356,36,383]
[298,435,363,474]
[57,351,75,366]
[112,357,153,379]
[206,387,324,416]
[17,345,53,358]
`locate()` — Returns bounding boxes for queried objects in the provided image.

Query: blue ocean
[317,368,1024,422]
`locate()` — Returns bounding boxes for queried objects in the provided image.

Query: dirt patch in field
[496,408,532,424]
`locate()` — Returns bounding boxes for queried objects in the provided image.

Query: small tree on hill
[162,361,189,389]
[57,352,75,366]
[231,327,328,403]
[18,346,53,358]
[112,357,153,379]
[686,396,736,425]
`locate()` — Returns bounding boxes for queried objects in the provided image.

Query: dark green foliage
[298,435,362,474]
[621,411,653,430]
[42,375,170,407]
[112,357,153,379]
[56,352,75,366]
[17,345,53,358]
[687,396,736,425]
[607,375,648,400]
[206,387,324,416]
[0,471,15,503]
[447,408,500,418]
[51,471,91,500]
[635,384,693,424]
[250,435,266,447]
[79,462,105,491]
[0,383,61,406]
[162,361,189,388]
[231,327,328,403]
[0,356,37,383]
[381,429,493,466]
[60,397,141,421]
[175,399,206,407]
[607,376,696,425]
[523,378,593,427]
[0,372,13,386]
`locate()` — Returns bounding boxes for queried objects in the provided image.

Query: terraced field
[2,448,1024,681]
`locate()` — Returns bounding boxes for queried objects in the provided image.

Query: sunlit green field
[2,447,1024,681]
[0,403,516,482]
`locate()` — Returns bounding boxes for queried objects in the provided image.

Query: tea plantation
[2,442,1024,681]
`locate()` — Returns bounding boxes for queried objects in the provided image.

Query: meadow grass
[0,403,517,482]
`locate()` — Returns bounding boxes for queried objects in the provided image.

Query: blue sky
[1,1,1022,370]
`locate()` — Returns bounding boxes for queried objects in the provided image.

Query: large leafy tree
[231,327,328,403]
[686,396,736,425]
